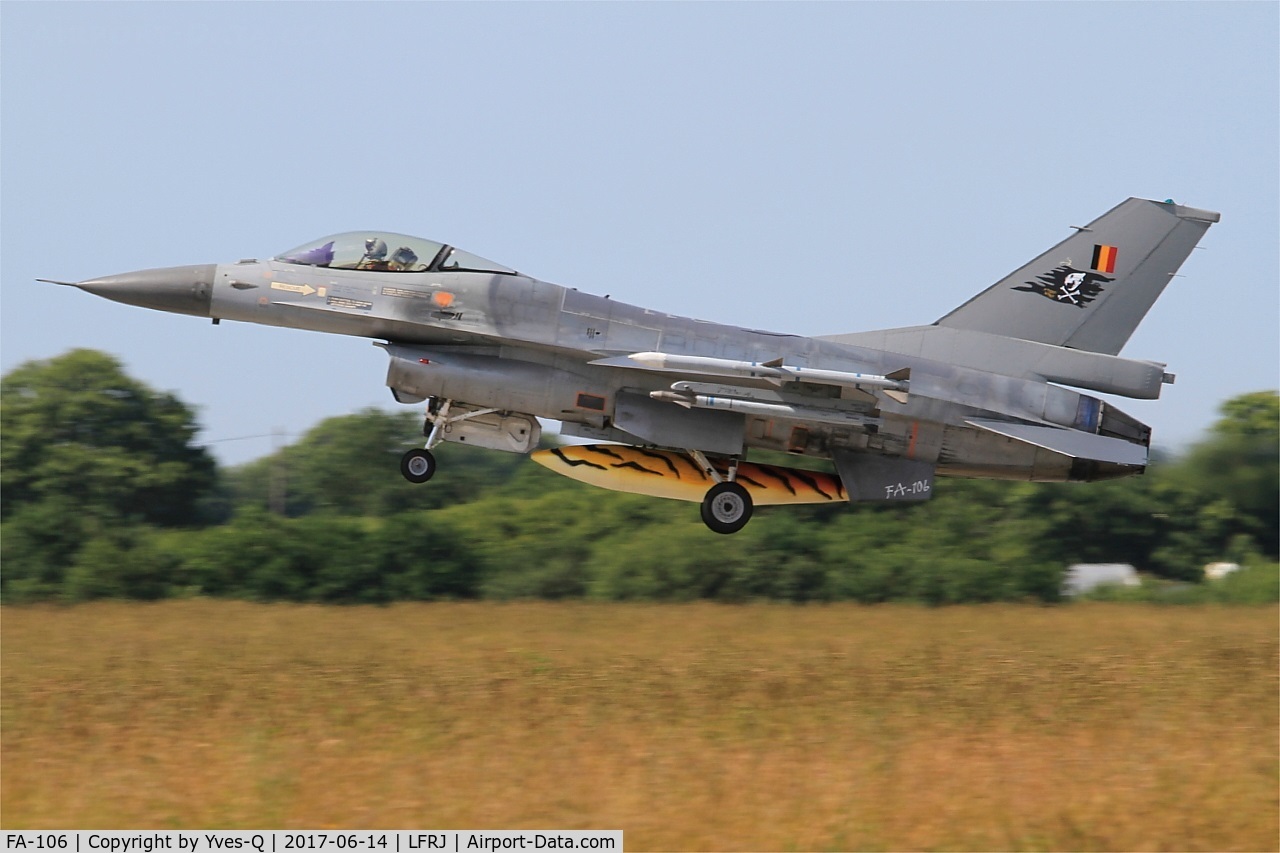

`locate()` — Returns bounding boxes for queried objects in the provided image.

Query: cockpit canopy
[275,232,516,275]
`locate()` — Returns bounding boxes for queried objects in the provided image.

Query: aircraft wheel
[400,448,437,484]
[700,482,753,534]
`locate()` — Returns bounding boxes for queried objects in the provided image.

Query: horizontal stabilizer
[965,419,1147,466]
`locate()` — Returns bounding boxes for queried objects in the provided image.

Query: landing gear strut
[686,449,754,534]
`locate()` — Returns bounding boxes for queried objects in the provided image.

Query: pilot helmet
[364,237,388,260]
[391,246,419,268]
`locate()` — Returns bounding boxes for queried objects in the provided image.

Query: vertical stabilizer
[936,198,1219,355]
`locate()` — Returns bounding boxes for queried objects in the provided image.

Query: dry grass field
[2,601,1276,850]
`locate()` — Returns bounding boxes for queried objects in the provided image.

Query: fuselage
[204,255,1133,483]
[50,198,1222,532]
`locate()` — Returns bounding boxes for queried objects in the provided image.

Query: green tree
[2,349,217,526]
[2,350,218,600]
[1,496,91,601]
[64,524,180,602]
[1173,391,1279,556]
[374,512,483,600]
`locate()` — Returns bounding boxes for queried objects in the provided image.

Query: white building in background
[1064,563,1141,596]
[1204,562,1242,580]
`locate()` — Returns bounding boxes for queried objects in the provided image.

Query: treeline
[2,350,1277,604]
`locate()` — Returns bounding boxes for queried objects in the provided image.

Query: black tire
[700,481,754,534]
[400,448,437,484]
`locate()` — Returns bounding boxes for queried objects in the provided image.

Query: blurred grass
[2,601,1276,850]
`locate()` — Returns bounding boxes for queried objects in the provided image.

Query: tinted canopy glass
[275,232,514,274]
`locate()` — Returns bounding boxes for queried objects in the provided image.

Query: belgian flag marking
[1091,244,1118,274]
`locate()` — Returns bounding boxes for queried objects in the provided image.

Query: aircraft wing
[964,418,1147,466]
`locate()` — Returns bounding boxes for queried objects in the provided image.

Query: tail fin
[936,198,1219,355]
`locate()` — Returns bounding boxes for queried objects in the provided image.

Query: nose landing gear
[400,448,437,483]
[400,398,501,485]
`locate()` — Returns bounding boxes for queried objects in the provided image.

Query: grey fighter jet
[44,197,1219,533]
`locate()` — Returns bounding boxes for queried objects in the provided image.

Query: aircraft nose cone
[76,264,215,317]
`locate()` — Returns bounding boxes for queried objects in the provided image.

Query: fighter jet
[43,197,1219,533]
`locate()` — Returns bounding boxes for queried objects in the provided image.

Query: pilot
[390,246,419,271]
[359,237,390,270]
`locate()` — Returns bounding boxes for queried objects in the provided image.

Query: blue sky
[3,2,1276,465]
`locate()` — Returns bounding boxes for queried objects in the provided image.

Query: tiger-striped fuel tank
[531,444,845,505]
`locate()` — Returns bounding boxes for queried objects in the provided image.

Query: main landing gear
[687,449,754,534]
[701,481,753,534]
